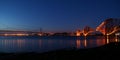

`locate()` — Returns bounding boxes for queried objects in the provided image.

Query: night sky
[0,0,120,32]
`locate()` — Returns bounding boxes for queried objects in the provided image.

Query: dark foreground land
[0,42,120,60]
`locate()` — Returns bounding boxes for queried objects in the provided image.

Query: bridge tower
[83,26,94,36]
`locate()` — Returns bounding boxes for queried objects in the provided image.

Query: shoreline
[0,42,120,60]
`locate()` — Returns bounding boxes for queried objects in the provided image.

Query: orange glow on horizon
[3,33,29,36]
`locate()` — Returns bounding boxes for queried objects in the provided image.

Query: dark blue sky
[0,0,120,32]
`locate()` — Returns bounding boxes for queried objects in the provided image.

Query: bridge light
[76,29,81,36]
[115,33,120,36]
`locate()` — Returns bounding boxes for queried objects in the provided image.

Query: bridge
[1,18,120,36]
[76,26,96,36]
[76,18,120,36]
[96,18,120,36]
[82,26,94,36]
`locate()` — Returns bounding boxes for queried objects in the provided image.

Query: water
[0,36,118,53]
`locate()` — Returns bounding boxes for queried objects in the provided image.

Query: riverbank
[0,42,120,60]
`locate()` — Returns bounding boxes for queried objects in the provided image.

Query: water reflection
[76,40,81,48]
[76,37,106,49]
[106,35,119,43]
[0,36,119,53]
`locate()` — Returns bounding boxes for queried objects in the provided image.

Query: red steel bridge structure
[96,18,120,36]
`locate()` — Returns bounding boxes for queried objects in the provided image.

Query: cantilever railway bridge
[96,18,120,35]
[79,18,120,36]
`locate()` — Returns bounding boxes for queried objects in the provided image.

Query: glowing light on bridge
[96,22,106,35]
[76,29,81,36]
[38,33,42,36]
[83,31,95,36]
[115,38,118,42]
[96,18,120,35]
[83,26,94,36]
[115,33,120,36]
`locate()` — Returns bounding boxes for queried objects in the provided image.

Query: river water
[0,36,118,53]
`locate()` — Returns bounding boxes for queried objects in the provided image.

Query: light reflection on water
[76,37,106,49]
[0,36,119,53]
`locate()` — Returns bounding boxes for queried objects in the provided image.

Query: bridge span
[96,18,120,36]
